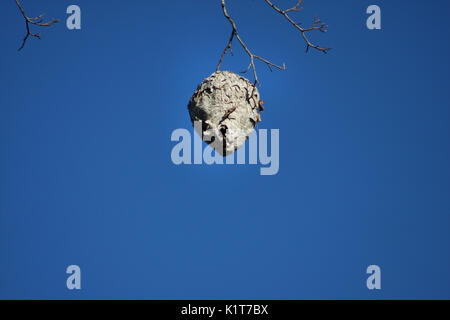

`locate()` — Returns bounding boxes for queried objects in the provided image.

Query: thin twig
[219,106,237,124]
[15,0,59,51]
[264,0,331,53]
[216,30,235,72]
[216,0,286,85]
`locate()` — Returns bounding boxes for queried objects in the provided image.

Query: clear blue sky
[1,0,449,299]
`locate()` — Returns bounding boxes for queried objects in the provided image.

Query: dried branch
[216,0,330,85]
[219,106,237,124]
[216,0,286,85]
[15,0,59,51]
[264,0,331,53]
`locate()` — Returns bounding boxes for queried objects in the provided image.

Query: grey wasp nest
[187,71,262,156]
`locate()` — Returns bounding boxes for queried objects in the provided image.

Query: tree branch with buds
[216,0,286,86]
[15,0,59,51]
[264,0,331,53]
[216,0,330,85]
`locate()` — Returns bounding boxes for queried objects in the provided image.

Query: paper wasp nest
[187,71,261,156]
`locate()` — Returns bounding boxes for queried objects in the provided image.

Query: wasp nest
[187,71,262,156]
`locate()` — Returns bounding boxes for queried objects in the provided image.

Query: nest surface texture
[187,71,261,156]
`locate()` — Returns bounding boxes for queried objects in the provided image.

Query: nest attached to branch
[187,71,262,156]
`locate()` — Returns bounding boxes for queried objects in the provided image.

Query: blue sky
[1,0,450,299]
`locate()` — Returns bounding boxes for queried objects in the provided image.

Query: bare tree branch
[15,0,59,51]
[264,0,331,53]
[216,0,286,86]
[216,30,235,73]
[216,0,330,85]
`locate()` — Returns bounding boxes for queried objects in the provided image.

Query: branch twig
[216,0,286,86]
[15,0,59,51]
[264,0,331,53]
[216,0,330,85]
